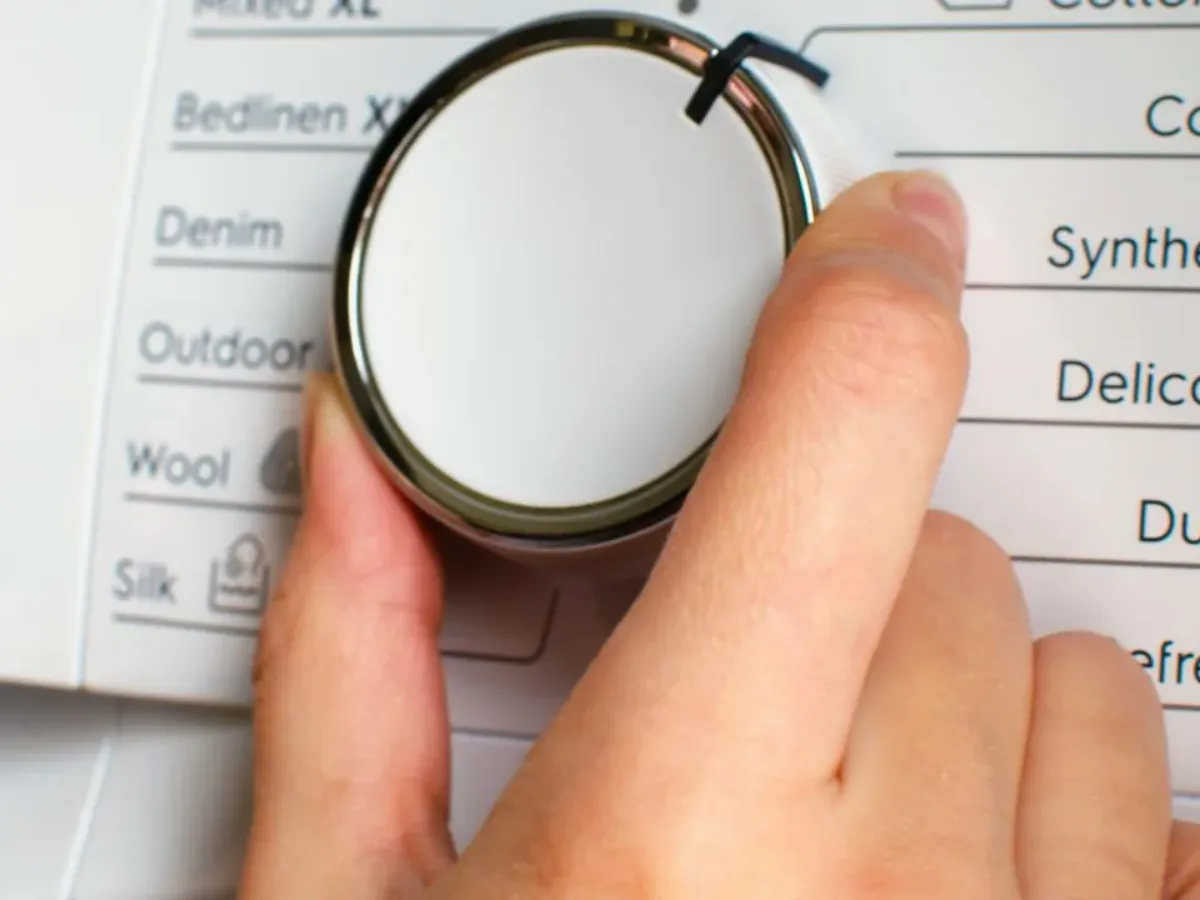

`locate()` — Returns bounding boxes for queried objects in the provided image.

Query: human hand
[237,172,1200,900]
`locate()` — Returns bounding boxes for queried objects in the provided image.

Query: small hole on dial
[678,0,698,14]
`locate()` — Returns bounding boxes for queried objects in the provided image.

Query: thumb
[240,373,454,900]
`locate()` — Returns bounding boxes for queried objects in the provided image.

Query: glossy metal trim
[332,11,819,552]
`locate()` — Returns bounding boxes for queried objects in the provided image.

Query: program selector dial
[332,11,878,574]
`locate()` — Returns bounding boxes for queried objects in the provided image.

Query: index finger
[565,171,968,781]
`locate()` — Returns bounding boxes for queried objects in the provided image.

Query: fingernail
[298,376,321,493]
[892,171,968,265]
[299,374,353,492]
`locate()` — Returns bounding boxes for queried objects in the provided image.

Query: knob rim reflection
[331,10,818,557]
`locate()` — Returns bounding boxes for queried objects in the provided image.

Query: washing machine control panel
[2,0,1199,797]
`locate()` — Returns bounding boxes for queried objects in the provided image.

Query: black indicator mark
[686,33,829,125]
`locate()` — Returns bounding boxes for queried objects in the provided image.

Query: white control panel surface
[2,0,1200,896]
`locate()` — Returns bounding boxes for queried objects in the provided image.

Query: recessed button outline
[113,594,561,666]
[939,0,1013,10]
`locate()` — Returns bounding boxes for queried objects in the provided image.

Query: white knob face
[360,45,785,512]
[338,15,822,547]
